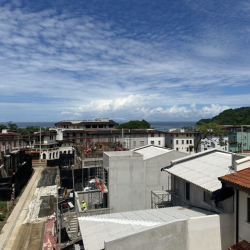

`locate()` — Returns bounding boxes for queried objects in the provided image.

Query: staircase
[66,211,79,240]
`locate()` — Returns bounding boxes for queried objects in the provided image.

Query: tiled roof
[219,167,250,191]
[229,240,250,250]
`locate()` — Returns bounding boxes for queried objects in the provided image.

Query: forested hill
[196,107,250,125]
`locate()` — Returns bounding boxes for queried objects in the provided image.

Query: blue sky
[0,0,250,122]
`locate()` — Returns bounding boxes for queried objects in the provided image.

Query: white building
[103,145,187,213]
[219,162,250,247]
[198,134,229,152]
[32,131,60,161]
[161,149,248,214]
[165,129,196,154]
[78,206,232,250]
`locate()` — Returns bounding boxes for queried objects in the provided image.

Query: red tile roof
[219,167,250,190]
[229,240,250,250]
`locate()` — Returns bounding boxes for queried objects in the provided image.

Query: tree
[118,120,151,129]
[0,124,7,132]
[194,122,228,153]
[7,121,18,130]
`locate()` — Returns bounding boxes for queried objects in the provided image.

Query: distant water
[0,121,196,131]
[149,121,196,131]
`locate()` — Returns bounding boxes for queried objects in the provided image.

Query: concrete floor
[0,167,43,250]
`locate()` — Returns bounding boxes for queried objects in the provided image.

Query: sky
[0,0,250,122]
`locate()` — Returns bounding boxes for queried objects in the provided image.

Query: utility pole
[39,127,41,163]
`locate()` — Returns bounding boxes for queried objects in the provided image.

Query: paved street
[0,167,43,250]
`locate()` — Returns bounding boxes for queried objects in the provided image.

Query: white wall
[105,214,234,250]
[104,150,187,213]
[237,191,250,243]
[171,176,234,214]
[199,135,229,152]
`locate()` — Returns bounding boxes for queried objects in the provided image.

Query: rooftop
[78,206,214,250]
[132,145,172,160]
[219,167,250,192]
[163,149,234,192]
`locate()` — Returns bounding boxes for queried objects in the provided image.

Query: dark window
[204,191,212,205]
[176,140,178,144]
[151,134,154,137]
[109,125,114,128]
[182,140,184,144]
[186,140,189,144]
[186,182,190,201]
[190,140,192,144]
[86,125,91,128]
[176,134,178,137]
[99,125,103,128]
[92,125,97,128]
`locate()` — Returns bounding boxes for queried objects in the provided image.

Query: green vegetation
[118,120,151,129]
[196,107,250,125]
[183,123,228,152]
[0,121,50,135]
[0,201,7,221]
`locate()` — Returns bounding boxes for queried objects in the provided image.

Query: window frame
[185,182,190,201]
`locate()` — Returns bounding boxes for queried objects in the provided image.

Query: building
[225,125,250,153]
[219,165,250,247]
[30,130,60,161]
[161,149,250,213]
[78,206,232,250]
[103,145,187,213]
[165,129,196,154]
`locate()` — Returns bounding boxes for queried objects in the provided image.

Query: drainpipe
[236,190,239,243]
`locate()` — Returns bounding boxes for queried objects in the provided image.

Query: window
[186,147,189,152]
[186,134,188,137]
[176,148,179,151]
[176,140,178,144]
[204,191,212,205]
[185,182,190,201]
[176,134,178,137]
[140,141,144,146]
[151,141,154,145]
[171,140,172,144]
[190,140,192,144]
[151,134,154,137]
[158,141,161,145]
[182,140,184,144]
[190,147,193,152]
[248,198,250,222]
[186,140,189,144]
[133,141,136,146]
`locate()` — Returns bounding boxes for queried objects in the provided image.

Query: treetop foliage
[196,107,250,125]
[0,121,50,135]
[118,120,151,129]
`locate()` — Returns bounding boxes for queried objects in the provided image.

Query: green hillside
[196,107,250,125]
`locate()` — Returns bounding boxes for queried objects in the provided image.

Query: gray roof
[163,150,233,192]
[132,145,172,160]
[78,206,214,250]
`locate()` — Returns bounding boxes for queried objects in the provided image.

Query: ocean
[0,121,196,131]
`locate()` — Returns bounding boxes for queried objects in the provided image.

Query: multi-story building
[165,129,195,154]
[225,125,250,153]
[30,130,60,161]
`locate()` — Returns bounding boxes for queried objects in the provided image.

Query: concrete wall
[104,150,187,213]
[171,176,234,213]
[105,220,188,250]
[105,214,234,250]
[188,214,234,250]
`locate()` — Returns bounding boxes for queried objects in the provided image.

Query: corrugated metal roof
[229,240,250,250]
[219,167,250,190]
[132,145,172,160]
[78,206,214,250]
[164,151,232,192]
